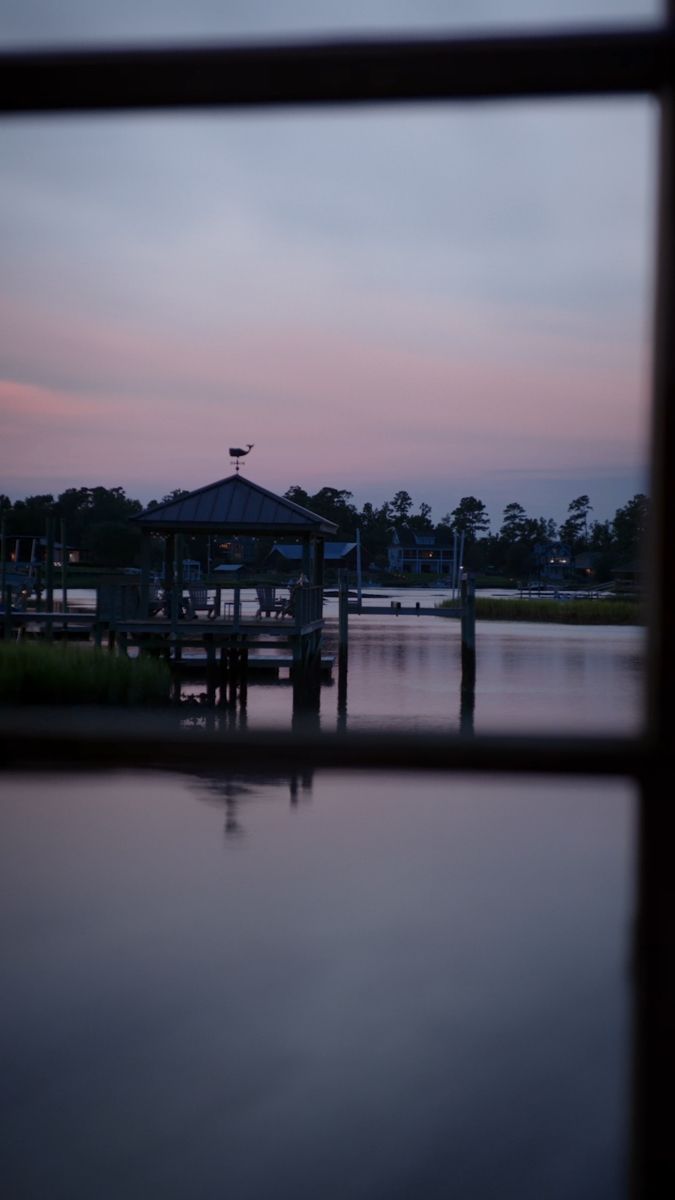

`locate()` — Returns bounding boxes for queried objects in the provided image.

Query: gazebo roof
[133,474,338,537]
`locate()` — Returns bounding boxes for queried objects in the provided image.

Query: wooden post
[205,636,216,706]
[233,586,240,630]
[355,527,362,609]
[228,646,239,707]
[140,531,151,618]
[338,570,349,723]
[3,585,12,640]
[239,641,248,709]
[60,518,68,616]
[459,675,475,736]
[34,563,43,613]
[45,517,54,641]
[175,535,184,614]
[164,534,175,601]
[163,534,177,652]
[337,650,348,729]
[311,536,321,586]
[0,515,7,602]
[460,573,476,696]
[302,535,311,582]
[338,570,349,654]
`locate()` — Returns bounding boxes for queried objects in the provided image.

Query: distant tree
[388,490,413,528]
[285,485,357,538]
[407,501,434,533]
[310,488,357,536]
[160,488,190,505]
[448,496,490,543]
[78,487,142,566]
[495,505,555,577]
[612,493,649,562]
[285,485,310,509]
[559,494,593,551]
[589,519,613,552]
[9,494,56,536]
[358,500,392,566]
[500,502,528,544]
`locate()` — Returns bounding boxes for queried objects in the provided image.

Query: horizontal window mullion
[1,26,674,115]
[0,715,650,778]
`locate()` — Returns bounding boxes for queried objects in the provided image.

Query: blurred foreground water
[0,608,641,1198]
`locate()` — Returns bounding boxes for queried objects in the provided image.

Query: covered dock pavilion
[132,473,337,616]
[116,474,339,704]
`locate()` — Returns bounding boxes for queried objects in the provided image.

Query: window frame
[2,15,674,1195]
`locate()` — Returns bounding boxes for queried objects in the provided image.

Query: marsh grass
[456,597,644,624]
[0,642,170,705]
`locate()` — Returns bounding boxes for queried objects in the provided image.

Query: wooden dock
[348,603,461,617]
[174,652,335,679]
[3,573,476,719]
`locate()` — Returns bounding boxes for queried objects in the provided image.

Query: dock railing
[94,580,324,631]
[290,584,323,626]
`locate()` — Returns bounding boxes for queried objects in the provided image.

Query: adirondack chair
[256,585,285,619]
[279,576,308,620]
[186,586,214,619]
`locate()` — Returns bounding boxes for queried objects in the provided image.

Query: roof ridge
[132,474,338,532]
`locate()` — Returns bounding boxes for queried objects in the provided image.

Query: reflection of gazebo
[132,474,337,616]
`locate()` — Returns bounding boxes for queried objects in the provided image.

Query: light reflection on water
[1,769,632,1199]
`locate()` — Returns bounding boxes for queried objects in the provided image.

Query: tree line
[0,484,648,579]
[285,486,648,579]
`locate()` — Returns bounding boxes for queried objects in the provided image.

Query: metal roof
[271,542,357,561]
[133,475,338,536]
[391,527,454,549]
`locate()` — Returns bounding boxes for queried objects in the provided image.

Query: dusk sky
[0,1,661,528]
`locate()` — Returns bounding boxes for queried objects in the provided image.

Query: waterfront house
[387,527,454,576]
[532,541,573,582]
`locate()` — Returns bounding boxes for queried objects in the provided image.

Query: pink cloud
[0,286,648,504]
[0,378,99,421]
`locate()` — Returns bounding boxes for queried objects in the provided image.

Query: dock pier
[338,569,477,711]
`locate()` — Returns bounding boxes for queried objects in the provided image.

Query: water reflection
[0,770,633,1199]
[189,766,315,836]
[178,616,641,736]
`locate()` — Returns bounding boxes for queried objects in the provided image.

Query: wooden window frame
[2,15,674,1194]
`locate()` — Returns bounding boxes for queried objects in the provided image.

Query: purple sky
[0,1,660,528]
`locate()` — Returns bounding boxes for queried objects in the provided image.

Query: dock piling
[460,573,476,696]
[3,585,12,639]
[338,570,349,712]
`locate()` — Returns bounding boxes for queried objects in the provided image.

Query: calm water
[0,607,642,1198]
[181,588,644,735]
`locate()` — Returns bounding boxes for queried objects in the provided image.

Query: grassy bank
[440,597,643,625]
[0,642,171,705]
